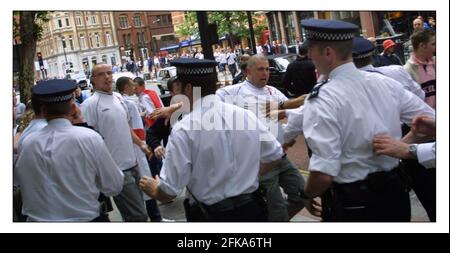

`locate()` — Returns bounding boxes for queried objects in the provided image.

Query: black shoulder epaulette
[308,79,328,99]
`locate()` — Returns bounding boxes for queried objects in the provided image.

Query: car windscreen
[273,56,295,71]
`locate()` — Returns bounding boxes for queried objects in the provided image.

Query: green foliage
[13,11,49,40]
[176,11,267,41]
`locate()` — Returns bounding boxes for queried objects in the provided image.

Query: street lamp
[60,37,68,73]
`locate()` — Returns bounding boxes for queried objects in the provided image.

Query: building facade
[265,11,436,50]
[113,11,177,64]
[36,11,120,78]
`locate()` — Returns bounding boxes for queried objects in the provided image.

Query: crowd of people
[13,16,436,222]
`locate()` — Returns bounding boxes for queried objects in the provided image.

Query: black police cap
[352,37,375,59]
[301,19,359,42]
[32,79,77,103]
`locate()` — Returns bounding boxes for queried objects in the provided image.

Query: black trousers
[401,124,436,221]
[184,195,267,222]
[402,159,436,221]
[322,170,411,222]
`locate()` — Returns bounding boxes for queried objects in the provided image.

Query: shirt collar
[359,64,375,71]
[96,90,113,96]
[47,118,72,128]
[329,62,358,79]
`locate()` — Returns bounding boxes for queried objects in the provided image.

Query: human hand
[372,134,410,159]
[303,197,322,217]
[412,114,435,138]
[139,175,160,198]
[154,145,166,159]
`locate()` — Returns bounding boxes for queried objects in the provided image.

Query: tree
[13,11,49,104]
[177,11,266,49]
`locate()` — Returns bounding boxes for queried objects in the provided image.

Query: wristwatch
[408,144,418,159]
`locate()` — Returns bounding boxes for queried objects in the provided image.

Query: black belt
[332,165,409,193]
[190,192,256,213]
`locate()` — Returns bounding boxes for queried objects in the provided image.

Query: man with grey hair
[216,54,306,221]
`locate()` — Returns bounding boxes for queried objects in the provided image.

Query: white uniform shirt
[15,118,124,221]
[216,80,288,144]
[123,95,152,179]
[159,97,283,205]
[282,106,305,144]
[360,64,425,100]
[303,63,435,183]
[81,91,137,171]
[417,142,435,169]
[17,118,48,152]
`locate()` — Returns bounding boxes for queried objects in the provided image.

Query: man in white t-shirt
[81,63,152,221]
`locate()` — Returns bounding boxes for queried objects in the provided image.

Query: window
[119,15,128,28]
[140,32,145,44]
[133,14,142,27]
[92,15,97,25]
[102,55,108,63]
[156,15,162,25]
[122,34,127,46]
[76,16,82,26]
[111,54,116,66]
[106,32,112,46]
[65,18,70,27]
[57,19,62,28]
[68,36,74,50]
[103,15,109,24]
[61,37,66,49]
[86,16,90,25]
[95,33,100,48]
[162,15,168,25]
[79,34,86,49]
[127,34,131,46]
[89,34,94,48]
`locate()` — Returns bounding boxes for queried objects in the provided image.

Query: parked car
[112,71,136,91]
[67,71,91,90]
[267,53,298,98]
[156,66,177,91]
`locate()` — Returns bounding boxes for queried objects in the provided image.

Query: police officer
[352,37,425,100]
[139,58,284,222]
[299,19,434,222]
[353,37,436,222]
[14,79,124,221]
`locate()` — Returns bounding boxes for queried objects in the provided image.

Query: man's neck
[414,51,431,62]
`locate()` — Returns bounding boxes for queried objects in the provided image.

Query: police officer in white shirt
[352,37,425,100]
[299,19,435,221]
[139,58,283,221]
[81,64,151,221]
[15,79,124,221]
[353,37,436,221]
[216,54,306,221]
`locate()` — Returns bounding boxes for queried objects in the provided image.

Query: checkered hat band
[177,66,215,75]
[306,30,354,41]
[39,93,74,103]
[353,51,373,59]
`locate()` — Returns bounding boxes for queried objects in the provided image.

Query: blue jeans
[259,156,305,221]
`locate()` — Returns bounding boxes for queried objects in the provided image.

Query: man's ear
[183,82,193,96]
